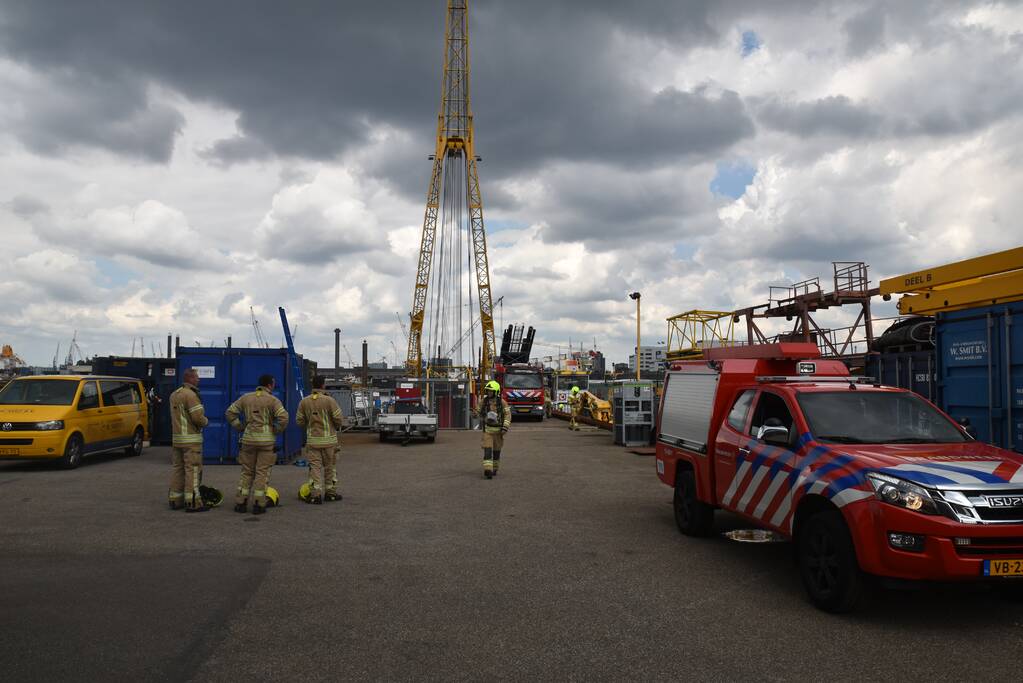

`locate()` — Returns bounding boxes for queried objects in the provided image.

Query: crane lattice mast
[406,0,496,378]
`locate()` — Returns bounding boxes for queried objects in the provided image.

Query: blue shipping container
[175,347,305,464]
[935,303,1023,454]
[865,350,936,403]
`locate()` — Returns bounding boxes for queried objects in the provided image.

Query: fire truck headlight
[866,473,940,515]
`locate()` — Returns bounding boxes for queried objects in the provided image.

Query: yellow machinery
[880,246,1023,314]
[405,0,497,378]
[577,391,612,424]
[665,310,737,360]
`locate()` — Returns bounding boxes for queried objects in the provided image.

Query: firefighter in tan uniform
[568,386,582,431]
[169,368,209,512]
[296,375,344,504]
[226,374,289,515]
[479,380,511,479]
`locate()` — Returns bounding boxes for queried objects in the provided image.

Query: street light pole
[629,292,641,381]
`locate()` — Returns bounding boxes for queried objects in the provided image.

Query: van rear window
[0,379,80,405]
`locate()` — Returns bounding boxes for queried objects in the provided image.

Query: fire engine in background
[655,343,1023,612]
[493,324,545,420]
[494,363,545,420]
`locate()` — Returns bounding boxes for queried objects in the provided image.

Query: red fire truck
[494,363,545,420]
[655,343,1023,612]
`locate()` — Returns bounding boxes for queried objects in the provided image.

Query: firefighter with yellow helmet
[296,375,344,504]
[226,374,289,515]
[479,380,511,479]
[568,386,582,431]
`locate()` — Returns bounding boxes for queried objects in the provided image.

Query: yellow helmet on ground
[265,486,280,507]
[198,485,223,507]
[298,482,311,501]
[571,386,580,394]
[485,380,501,393]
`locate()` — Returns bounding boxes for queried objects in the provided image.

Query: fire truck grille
[954,537,1023,557]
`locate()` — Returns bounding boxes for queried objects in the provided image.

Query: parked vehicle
[655,343,1023,612]
[0,375,149,468]
[378,387,438,444]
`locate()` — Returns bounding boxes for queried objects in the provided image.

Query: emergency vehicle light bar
[755,376,877,384]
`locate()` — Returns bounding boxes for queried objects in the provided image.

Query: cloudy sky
[1,0,1022,369]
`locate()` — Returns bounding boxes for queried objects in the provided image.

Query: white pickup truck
[377,400,438,443]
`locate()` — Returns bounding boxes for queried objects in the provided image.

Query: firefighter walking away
[226,374,289,515]
[479,380,511,479]
[296,375,344,504]
[169,367,209,512]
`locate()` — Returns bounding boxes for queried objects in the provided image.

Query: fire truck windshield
[796,391,969,445]
[504,373,542,389]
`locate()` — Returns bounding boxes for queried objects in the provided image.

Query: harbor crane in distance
[395,312,410,342]
[405,0,497,379]
[64,330,84,367]
[250,306,269,349]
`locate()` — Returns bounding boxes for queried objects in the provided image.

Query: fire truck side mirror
[957,417,977,439]
[757,424,790,446]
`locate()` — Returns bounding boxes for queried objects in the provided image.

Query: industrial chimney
[361,339,369,386]
[334,328,341,379]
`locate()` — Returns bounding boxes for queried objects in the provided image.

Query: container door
[938,308,1005,449]
[230,349,294,463]
[177,349,232,463]
[1007,309,1022,454]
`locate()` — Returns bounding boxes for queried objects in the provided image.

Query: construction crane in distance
[342,344,356,368]
[405,0,497,378]
[64,331,84,367]
[395,312,410,342]
[445,295,503,359]
[250,306,269,349]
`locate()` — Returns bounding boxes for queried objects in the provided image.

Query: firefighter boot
[324,491,343,502]
[492,450,501,477]
[483,447,494,479]
[234,503,247,514]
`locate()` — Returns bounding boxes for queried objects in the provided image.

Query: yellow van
[0,375,149,468]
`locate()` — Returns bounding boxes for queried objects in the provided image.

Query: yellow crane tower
[406,0,496,378]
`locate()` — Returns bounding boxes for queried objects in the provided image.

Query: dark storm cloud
[217,292,244,318]
[0,0,760,174]
[4,69,184,162]
[754,95,884,138]
[843,4,887,58]
[6,194,49,218]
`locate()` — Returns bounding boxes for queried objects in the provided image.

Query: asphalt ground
[2,419,1022,681]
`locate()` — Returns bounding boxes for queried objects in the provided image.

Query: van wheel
[426,434,436,443]
[798,509,861,613]
[125,427,144,457]
[379,432,387,443]
[61,434,84,470]
[673,469,715,536]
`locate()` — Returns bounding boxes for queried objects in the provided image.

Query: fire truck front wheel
[797,509,862,613]
[673,469,715,537]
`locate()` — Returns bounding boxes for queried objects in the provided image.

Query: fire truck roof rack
[703,342,821,361]
[755,376,877,384]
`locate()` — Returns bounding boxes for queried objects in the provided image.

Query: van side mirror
[757,424,789,446]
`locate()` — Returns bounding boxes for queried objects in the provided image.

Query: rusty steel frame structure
[735,262,879,358]
[406,0,496,378]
